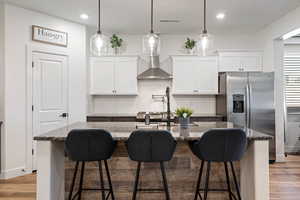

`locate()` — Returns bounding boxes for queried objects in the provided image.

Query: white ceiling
[3,0,300,34]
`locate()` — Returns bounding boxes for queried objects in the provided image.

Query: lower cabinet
[172,56,218,95]
[90,56,138,95]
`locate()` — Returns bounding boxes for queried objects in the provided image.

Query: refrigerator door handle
[248,83,252,128]
[245,84,251,128]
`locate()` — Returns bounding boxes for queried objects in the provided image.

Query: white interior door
[32,52,68,170]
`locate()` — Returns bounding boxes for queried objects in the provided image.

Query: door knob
[59,113,69,118]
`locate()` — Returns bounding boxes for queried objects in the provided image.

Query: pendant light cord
[98,0,101,34]
[150,0,154,33]
[203,0,207,34]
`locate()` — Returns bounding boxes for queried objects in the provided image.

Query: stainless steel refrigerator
[216,72,276,161]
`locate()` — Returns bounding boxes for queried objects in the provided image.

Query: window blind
[284,52,300,107]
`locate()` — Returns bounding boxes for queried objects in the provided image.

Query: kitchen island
[34,122,271,200]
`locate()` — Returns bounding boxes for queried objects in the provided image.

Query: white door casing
[32,52,68,169]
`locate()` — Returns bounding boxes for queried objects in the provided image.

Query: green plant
[175,107,193,118]
[185,38,196,50]
[110,34,123,48]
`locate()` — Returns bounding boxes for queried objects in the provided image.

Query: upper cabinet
[90,56,138,95]
[172,56,218,95]
[218,51,263,72]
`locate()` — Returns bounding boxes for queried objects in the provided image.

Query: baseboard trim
[276,153,286,162]
[0,166,30,179]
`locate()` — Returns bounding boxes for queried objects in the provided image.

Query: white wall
[256,6,300,71]
[87,28,260,115]
[1,4,87,179]
[0,2,5,173]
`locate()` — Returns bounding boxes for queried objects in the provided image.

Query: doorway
[31,52,69,170]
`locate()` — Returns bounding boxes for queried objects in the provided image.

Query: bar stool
[126,130,177,200]
[189,128,247,200]
[65,129,116,200]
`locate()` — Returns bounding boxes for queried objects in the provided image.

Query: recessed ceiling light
[80,14,89,20]
[216,13,225,20]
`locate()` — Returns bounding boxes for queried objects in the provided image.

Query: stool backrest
[65,129,115,161]
[195,129,247,162]
[126,130,177,162]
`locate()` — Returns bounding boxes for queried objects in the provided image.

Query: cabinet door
[114,57,138,95]
[196,57,218,94]
[172,57,199,95]
[240,54,263,71]
[90,57,115,95]
[172,57,218,95]
[219,55,241,72]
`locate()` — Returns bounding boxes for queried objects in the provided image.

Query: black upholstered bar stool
[126,130,177,200]
[65,129,116,200]
[189,128,247,200]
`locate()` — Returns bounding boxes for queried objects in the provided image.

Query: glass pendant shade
[197,32,213,56]
[90,32,108,56]
[143,33,160,56]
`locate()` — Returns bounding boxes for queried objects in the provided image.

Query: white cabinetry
[90,56,138,95]
[172,56,218,95]
[218,51,263,72]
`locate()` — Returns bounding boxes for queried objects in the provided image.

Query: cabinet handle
[194,90,199,92]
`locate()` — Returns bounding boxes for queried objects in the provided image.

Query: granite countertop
[34,122,272,141]
[87,113,225,118]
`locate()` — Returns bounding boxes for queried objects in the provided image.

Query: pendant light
[143,0,160,56]
[90,0,108,56]
[198,0,213,56]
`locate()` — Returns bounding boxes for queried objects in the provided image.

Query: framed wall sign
[32,25,68,47]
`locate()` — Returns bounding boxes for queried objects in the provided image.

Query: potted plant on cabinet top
[110,34,123,55]
[184,38,196,55]
[175,107,193,129]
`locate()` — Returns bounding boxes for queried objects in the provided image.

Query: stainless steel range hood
[137,56,172,80]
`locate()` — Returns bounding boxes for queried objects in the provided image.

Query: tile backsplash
[90,80,216,115]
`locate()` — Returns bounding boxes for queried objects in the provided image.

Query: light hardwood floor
[0,155,300,200]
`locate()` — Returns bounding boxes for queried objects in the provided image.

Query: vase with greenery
[184,38,196,54]
[175,107,193,128]
[110,34,123,55]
